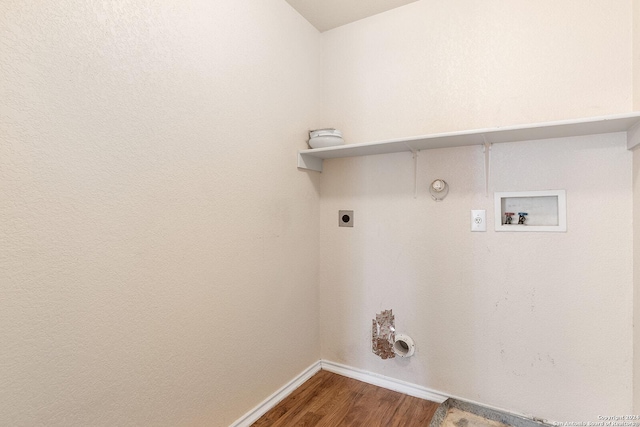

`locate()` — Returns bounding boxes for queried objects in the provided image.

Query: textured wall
[319,136,633,421]
[634,1,640,413]
[320,0,632,142]
[634,0,640,110]
[317,0,634,420]
[0,1,321,425]
[634,148,640,413]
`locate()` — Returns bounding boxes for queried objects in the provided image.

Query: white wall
[635,0,640,109]
[0,1,321,426]
[320,0,632,142]
[633,0,640,414]
[2,0,637,423]
[317,0,634,420]
[634,147,640,413]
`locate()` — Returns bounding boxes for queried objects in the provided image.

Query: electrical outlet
[471,210,486,232]
[339,210,353,227]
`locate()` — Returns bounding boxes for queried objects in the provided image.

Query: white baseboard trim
[319,360,448,403]
[230,359,539,427]
[320,361,542,423]
[230,361,321,427]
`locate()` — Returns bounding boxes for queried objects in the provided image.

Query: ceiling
[285,0,419,32]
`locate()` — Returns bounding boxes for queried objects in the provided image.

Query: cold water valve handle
[518,212,528,225]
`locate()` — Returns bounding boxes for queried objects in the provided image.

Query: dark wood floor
[252,370,440,426]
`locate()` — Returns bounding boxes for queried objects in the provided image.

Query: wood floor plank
[296,411,324,427]
[340,384,384,426]
[362,387,405,427]
[251,370,440,426]
[252,372,330,427]
[307,377,363,418]
[313,376,368,426]
[394,395,439,426]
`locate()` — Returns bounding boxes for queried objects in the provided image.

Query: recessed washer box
[494,190,566,232]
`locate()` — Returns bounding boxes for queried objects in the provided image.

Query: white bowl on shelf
[308,135,345,149]
[308,128,344,149]
[310,128,342,139]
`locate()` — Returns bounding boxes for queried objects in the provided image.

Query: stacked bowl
[308,128,344,149]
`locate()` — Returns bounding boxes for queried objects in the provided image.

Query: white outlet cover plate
[471,210,486,232]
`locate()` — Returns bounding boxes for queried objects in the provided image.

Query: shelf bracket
[627,120,640,150]
[412,149,419,199]
[297,151,323,172]
[404,143,419,199]
[483,137,492,197]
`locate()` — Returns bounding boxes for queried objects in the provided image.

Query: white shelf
[298,112,640,172]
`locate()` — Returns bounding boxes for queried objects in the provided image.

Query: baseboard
[319,360,544,423]
[230,359,539,427]
[229,361,321,427]
[319,360,448,403]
